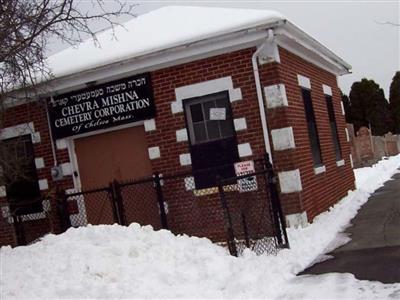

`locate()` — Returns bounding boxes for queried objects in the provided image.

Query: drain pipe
[252,29,274,164]
[45,97,58,167]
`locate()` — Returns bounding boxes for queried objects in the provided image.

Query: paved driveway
[301,171,400,284]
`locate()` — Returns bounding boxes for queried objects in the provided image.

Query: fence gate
[8,199,53,246]
[216,154,289,256]
[59,177,168,231]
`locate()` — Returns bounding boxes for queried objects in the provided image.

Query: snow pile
[354,155,400,190]
[1,225,236,299]
[1,155,400,299]
[48,6,283,78]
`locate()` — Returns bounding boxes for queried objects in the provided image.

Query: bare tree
[0,0,133,194]
[375,20,400,27]
[0,0,134,107]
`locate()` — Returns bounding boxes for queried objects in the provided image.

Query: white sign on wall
[234,160,258,192]
[209,108,226,120]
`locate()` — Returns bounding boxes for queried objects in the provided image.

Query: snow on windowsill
[336,159,345,167]
[314,165,326,175]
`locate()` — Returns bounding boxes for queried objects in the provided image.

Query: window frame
[325,95,342,161]
[301,88,324,167]
[1,134,42,216]
[184,91,236,145]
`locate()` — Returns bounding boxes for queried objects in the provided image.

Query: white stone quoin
[271,127,296,151]
[144,119,156,132]
[264,84,288,108]
[297,74,311,89]
[179,153,192,166]
[56,139,68,150]
[322,84,332,96]
[61,162,73,176]
[176,128,188,142]
[238,143,252,157]
[170,101,183,114]
[278,169,302,193]
[38,179,49,191]
[34,157,45,169]
[229,88,242,103]
[233,118,247,131]
[31,132,41,144]
[148,146,161,160]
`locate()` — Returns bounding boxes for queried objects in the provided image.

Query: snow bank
[354,155,400,190]
[2,155,400,299]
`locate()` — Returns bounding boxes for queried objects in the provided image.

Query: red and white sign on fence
[234,160,258,192]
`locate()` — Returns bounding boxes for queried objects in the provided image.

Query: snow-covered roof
[47,6,285,78]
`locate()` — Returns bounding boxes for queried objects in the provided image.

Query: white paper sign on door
[209,108,226,120]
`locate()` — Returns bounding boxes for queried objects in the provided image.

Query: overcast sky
[51,0,399,97]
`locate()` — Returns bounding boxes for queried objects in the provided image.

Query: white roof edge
[45,20,284,90]
[9,6,352,98]
[41,19,350,95]
[282,21,352,73]
[46,6,285,79]
[48,17,352,86]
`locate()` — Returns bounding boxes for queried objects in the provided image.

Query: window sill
[314,165,326,175]
[336,159,345,167]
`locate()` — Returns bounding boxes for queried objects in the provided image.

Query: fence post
[217,176,237,257]
[153,173,168,229]
[109,181,121,225]
[241,212,250,248]
[12,214,26,246]
[264,153,290,248]
[111,180,127,226]
[56,188,71,232]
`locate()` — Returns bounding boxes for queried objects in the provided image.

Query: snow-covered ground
[1,155,400,299]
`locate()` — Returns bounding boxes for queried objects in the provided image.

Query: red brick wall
[0,45,355,246]
[147,48,265,173]
[260,47,355,221]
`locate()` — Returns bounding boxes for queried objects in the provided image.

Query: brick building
[0,6,355,247]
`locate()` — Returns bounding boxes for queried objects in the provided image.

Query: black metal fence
[57,154,289,256]
[8,199,53,246]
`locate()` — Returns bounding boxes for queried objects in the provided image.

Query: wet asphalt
[300,171,400,284]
